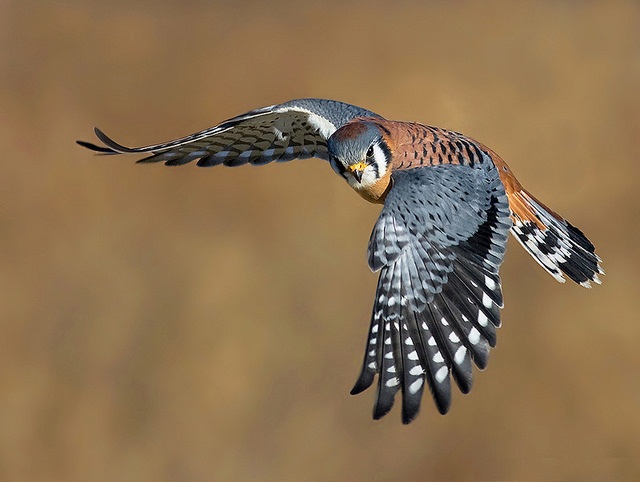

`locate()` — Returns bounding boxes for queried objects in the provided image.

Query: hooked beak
[347,161,367,183]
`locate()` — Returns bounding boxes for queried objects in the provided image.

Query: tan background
[2,1,639,480]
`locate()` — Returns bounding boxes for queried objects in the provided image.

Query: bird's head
[327,120,391,190]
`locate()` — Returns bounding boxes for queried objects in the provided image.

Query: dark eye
[366,145,374,159]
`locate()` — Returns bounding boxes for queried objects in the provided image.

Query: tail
[508,189,603,287]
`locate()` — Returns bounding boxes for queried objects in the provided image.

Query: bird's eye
[366,145,374,159]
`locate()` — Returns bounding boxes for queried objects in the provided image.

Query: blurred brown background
[2,1,639,480]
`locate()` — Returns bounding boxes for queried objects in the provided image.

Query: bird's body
[78,98,603,423]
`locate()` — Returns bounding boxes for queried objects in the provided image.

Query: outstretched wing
[77,98,380,166]
[351,162,512,424]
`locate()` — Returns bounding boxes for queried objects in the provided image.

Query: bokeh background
[2,1,639,480]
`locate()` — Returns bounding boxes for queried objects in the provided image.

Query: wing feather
[77,99,380,167]
[353,162,512,422]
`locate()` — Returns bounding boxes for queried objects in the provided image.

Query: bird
[78,98,603,424]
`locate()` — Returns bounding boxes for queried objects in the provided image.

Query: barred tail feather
[509,189,603,287]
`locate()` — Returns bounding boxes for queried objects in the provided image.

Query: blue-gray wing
[77,98,380,166]
[351,163,512,424]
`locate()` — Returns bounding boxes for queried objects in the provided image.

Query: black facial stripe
[369,140,391,180]
[371,156,380,179]
[378,140,392,165]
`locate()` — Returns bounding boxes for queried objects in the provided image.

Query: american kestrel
[78,98,603,424]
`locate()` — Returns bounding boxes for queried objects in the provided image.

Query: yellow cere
[347,161,368,173]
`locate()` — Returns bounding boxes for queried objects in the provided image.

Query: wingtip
[92,127,137,153]
[76,127,127,154]
[76,138,118,154]
[372,404,393,421]
[434,392,451,415]
[350,369,375,396]
[350,378,371,396]
[401,414,415,425]
[401,403,421,425]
